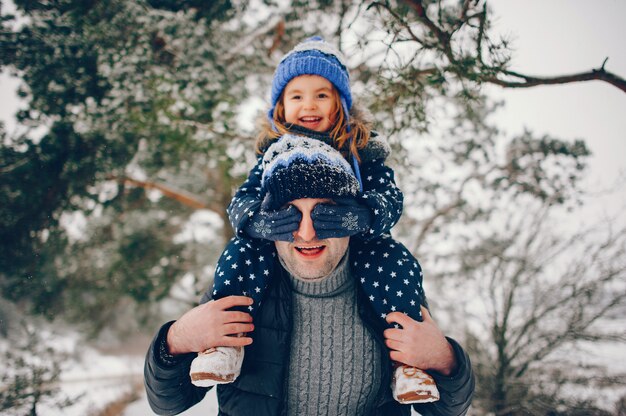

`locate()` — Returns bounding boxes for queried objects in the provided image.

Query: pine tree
[1,1,625,412]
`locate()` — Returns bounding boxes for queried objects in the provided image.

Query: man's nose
[294,211,317,242]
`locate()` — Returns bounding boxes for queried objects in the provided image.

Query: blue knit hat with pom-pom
[261,134,360,210]
[268,37,352,126]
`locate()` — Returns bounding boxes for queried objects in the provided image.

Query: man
[144,137,474,415]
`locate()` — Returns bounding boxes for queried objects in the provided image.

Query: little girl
[190,37,440,404]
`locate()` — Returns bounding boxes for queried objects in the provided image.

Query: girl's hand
[384,306,457,376]
[244,205,302,241]
[167,296,255,355]
[310,197,372,239]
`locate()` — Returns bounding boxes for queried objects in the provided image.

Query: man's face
[275,198,349,281]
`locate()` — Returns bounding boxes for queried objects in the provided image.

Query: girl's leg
[352,234,425,322]
[212,236,277,312]
[351,234,439,403]
[190,237,277,387]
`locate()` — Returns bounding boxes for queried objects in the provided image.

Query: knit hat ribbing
[268,37,352,125]
[261,134,360,210]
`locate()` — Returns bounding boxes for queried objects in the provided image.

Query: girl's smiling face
[282,75,337,132]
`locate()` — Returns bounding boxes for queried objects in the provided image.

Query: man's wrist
[155,321,182,367]
[431,340,458,377]
[166,321,184,356]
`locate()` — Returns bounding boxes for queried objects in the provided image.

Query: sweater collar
[282,252,352,297]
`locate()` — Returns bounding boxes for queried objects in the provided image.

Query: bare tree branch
[475,3,487,64]
[465,195,626,411]
[488,62,626,93]
[387,0,626,93]
[0,157,29,174]
[402,0,452,57]
[107,175,209,210]
[268,19,286,57]
[411,197,464,252]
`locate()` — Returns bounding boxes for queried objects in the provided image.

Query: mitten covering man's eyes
[311,197,372,240]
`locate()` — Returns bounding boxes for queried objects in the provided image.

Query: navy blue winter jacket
[144,257,475,416]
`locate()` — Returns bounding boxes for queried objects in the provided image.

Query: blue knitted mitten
[311,197,372,240]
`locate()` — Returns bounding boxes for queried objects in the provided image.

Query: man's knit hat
[268,36,352,125]
[261,134,360,210]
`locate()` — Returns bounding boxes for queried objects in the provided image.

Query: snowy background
[1,0,625,414]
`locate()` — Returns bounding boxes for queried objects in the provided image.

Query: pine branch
[402,0,454,58]
[368,1,430,47]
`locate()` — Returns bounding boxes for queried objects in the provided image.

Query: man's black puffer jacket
[144,250,475,416]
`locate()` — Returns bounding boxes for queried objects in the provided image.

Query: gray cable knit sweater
[284,254,383,415]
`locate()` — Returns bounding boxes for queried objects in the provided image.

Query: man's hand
[167,296,255,355]
[384,306,457,376]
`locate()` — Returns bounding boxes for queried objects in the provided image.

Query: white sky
[1,0,625,212]
[488,0,626,221]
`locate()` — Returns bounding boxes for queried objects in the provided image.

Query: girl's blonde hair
[256,87,371,163]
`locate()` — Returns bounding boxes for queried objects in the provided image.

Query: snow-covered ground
[0,326,144,416]
[48,327,219,415]
[55,350,143,416]
[49,344,219,416]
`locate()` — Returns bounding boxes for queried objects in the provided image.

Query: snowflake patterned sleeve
[227,158,264,236]
[212,237,277,315]
[350,236,426,327]
[358,159,404,238]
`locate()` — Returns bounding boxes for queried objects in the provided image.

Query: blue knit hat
[268,36,352,126]
[261,134,360,210]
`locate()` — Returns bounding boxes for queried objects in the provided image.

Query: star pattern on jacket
[213,237,276,312]
[351,235,425,327]
[216,132,423,330]
[359,160,403,239]
[227,162,263,237]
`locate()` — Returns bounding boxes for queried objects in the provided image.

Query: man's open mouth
[295,245,325,256]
